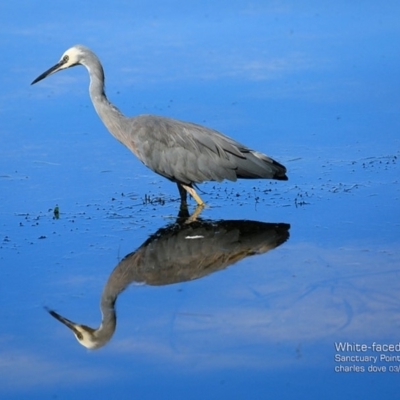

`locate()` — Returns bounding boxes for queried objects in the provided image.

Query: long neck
[94,291,117,345]
[85,60,131,144]
[91,252,143,347]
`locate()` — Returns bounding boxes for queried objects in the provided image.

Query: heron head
[47,308,111,349]
[31,45,88,85]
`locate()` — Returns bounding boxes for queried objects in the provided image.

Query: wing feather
[128,115,286,185]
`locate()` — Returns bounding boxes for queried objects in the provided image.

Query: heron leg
[176,183,205,223]
[180,183,205,206]
[177,183,188,206]
[184,205,205,224]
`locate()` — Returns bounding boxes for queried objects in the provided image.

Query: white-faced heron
[47,218,290,349]
[31,45,288,207]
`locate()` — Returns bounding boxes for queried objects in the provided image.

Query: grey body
[32,45,287,206]
[47,218,290,349]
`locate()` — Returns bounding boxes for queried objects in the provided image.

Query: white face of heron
[72,325,99,349]
[58,46,85,70]
[32,45,94,85]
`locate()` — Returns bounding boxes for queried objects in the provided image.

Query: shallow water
[1,2,400,399]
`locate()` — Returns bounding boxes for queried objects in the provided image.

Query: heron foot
[179,183,205,207]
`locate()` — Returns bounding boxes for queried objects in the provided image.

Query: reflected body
[31,45,288,207]
[48,218,290,349]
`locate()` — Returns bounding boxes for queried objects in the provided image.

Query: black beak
[46,308,81,335]
[31,59,66,85]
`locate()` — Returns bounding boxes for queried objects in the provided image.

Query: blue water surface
[0,1,399,399]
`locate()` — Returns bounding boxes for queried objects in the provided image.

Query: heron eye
[63,55,69,63]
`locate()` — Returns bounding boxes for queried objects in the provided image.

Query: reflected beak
[31,59,67,85]
[47,308,81,335]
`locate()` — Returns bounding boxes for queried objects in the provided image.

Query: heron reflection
[47,218,290,349]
